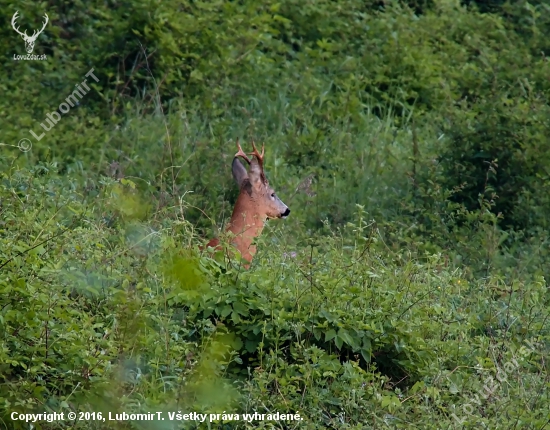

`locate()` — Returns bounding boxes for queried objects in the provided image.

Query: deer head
[12,11,49,54]
[205,140,290,266]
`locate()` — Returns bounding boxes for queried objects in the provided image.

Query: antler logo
[11,11,49,54]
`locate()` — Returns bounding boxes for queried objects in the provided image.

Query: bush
[439,95,550,231]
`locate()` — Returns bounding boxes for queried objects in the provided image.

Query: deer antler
[249,140,265,169]
[31,13,49,38]
[11,11,49,39]
[234,139,251,164]
[11,11,27,37]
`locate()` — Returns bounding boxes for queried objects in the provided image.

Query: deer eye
[271,193,275,198]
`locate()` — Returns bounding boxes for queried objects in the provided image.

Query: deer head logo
[11,11,49,54]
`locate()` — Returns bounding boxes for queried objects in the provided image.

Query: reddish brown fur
[203,140,290,267]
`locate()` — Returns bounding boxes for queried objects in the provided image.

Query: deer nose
[282,208,290,218]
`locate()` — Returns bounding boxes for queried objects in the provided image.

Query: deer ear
[232,157,248,188]
[248,158,264,188]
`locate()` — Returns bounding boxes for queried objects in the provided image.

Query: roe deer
[204,140,290,266]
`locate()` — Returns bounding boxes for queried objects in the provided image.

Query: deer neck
[226,196,265,262]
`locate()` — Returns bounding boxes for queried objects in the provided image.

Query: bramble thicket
[1,0,549,428]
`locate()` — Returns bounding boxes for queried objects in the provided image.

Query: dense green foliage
[1,0,549,428]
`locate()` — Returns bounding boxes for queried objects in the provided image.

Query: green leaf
[325,329,337,342]
[220,305,232,318]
